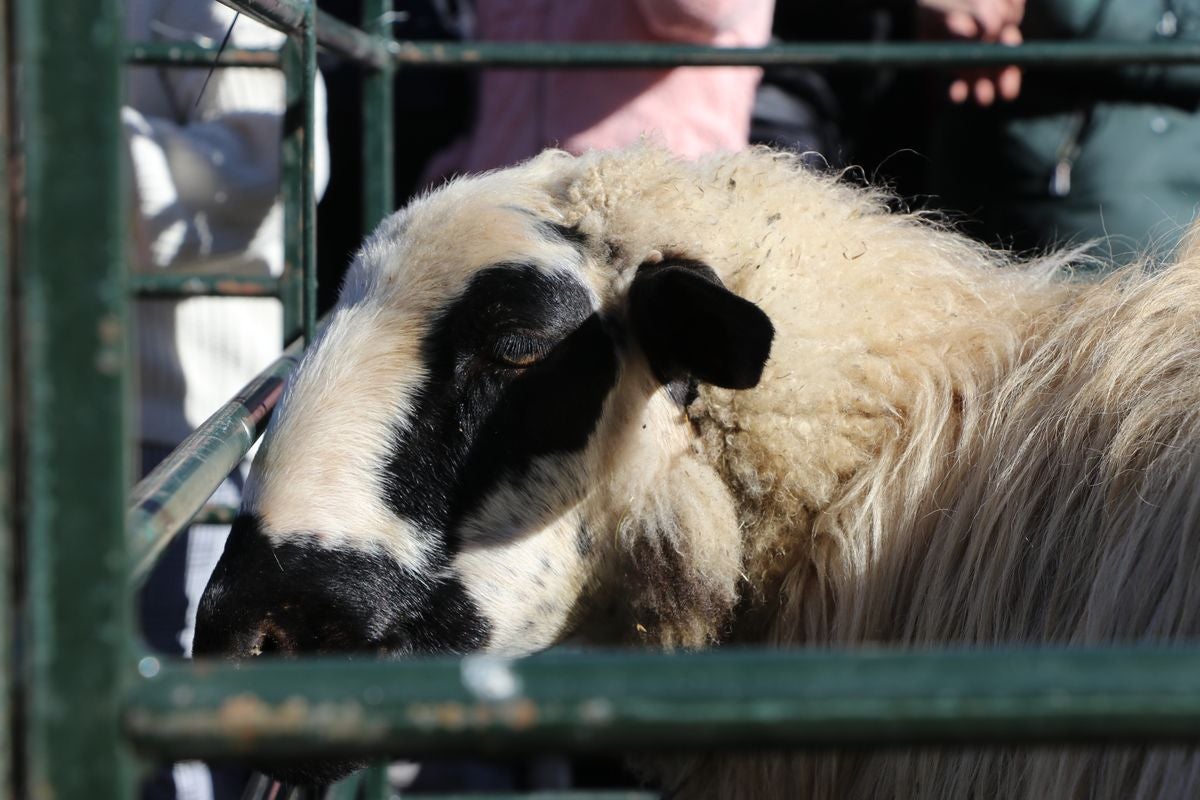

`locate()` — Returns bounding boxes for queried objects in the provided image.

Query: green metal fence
[8,0,1200,797]
[16,0,130,797]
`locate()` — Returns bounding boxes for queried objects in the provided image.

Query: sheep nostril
[259,633,282,656]
[248,619,296,658]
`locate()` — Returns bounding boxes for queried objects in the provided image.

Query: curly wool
[547,147,1200,799]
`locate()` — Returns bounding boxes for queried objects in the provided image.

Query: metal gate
[8,0,1200,797]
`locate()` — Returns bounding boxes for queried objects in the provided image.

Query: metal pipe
[361,0,396,232]
[387,40,1200,69]
[124,648,1200,760]
[214,0,392,69]
[301,0,317,345]
[0,0,11,791]
[126,337,304,584]
[403,795,659,800]
[279,38,305,344]
[214,0,307,34]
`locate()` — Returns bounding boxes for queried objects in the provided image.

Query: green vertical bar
[280,3,317,346]
[362,0,395,232]
[323,765,388,800]
[0,0,10,792]
[361,763,390,800]
[324,769,364,800]
[17,0,132,796]
[302,0,317,342]
[280,38,304,344]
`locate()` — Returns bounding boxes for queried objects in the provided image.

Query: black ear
[628,258,774,390]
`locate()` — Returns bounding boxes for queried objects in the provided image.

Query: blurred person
[751,0,1022,192]
[750,4,867,167]
[424,0,775,180]
[927,0,1200,266]
[124,1,329,797]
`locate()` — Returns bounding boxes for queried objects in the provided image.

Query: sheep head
[193,152,773,782]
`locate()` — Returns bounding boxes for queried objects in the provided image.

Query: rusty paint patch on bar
[131,274,281,298]
[126,43,281,68]
[406,699,540,732]
[125,696,388,752]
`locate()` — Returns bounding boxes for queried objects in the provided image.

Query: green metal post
[0,0,10,792]
[280,38,305,345]
[16,0,132,796]
[362,764,390,800]
[325,769,365,800]
[280,1,318,345]
[356,38,394,798]
[277,38,302,345]
[302,0,318,342]
[362,0,395,232]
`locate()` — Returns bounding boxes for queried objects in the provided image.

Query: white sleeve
[125,1,329,273]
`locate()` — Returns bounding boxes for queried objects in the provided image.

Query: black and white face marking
[382,260,620,649]
[196,255,618,662]
[194,514,487,658]
[384,262,616,544]
[193,513,490,786]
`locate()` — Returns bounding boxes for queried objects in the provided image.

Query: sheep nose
[193,598,309,660]
[193,604,307,661]
[192,513,303,660]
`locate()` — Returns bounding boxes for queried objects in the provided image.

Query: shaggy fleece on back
[551,147,1200,799]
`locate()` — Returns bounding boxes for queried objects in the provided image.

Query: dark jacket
[931,0,1200,266]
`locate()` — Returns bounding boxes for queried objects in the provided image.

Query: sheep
[194,145,1200,797]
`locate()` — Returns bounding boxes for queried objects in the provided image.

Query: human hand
[917,0,1024,106]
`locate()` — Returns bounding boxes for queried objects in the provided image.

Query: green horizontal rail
[389,40,1200,69]
[126,336,304,584]
[404,794,658,800]
[125,648,1200,761]
[126,37,1200,74]
[125,42,281,68]
[333,777,658,800]
[214,0,392,69]
[131,273,281,298]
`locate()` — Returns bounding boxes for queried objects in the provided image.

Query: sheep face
[194,152,773,681]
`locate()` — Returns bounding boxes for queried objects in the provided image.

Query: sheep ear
[628,258,774,390]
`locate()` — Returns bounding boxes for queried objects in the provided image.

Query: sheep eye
[487,331,550,369]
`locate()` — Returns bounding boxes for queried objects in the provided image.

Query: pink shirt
[427,0,774,178]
